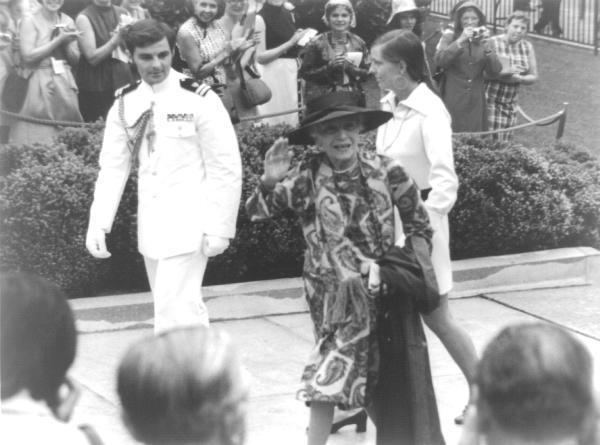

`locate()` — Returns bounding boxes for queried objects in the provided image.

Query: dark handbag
[211,81,240,124]
[1,69,29,113]
[237,61,271,108]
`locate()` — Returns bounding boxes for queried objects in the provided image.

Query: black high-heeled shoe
[330,410,367,434]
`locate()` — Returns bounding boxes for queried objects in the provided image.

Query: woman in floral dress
[246,91,437,445]
[177,0,229,87]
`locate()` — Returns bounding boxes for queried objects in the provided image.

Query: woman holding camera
[11,0,83,144]
[434,1,501,132]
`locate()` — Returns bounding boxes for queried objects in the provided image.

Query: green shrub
[205,123,306,284]
[0,144,106,295]
[1,125,598,296]
[0,128,145,296]
[56,123,147,293]
[55,121,105,165]
[449,136,600,259]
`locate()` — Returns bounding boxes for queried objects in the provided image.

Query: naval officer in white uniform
[86,19,242,333]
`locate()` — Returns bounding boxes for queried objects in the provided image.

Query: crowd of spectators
[2,270,598,445]
[1,271,249,445]
[0,0,540,144]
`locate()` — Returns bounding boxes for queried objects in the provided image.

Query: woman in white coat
[371,29,477,424]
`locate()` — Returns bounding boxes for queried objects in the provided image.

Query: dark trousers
[79,90,115,123]
[535,0,562,35]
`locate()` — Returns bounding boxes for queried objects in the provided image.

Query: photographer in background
[434,1,501,132]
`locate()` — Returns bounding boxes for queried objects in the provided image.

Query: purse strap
[236,48,261,89]
[236,58,247,90]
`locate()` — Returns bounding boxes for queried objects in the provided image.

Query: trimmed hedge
[449,136,600,259]
[1,125,599,296]
[204,123,306,284]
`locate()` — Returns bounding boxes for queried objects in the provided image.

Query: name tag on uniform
[166,113,194,122]
[51,57,66,75]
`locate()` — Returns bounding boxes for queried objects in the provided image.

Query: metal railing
[429,0,600,54]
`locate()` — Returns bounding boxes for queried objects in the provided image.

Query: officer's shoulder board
[179,78,212,97]
[114,80,141,98]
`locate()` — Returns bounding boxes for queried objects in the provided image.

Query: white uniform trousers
[143,249,209,334]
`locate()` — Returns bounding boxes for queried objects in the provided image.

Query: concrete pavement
[68,248,600,445]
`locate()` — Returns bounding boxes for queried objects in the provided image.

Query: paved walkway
[67,259,600,445]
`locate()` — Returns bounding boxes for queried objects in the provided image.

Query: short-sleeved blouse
[177,17,228,86]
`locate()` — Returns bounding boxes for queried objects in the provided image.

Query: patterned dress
[177,17,228,86]
[485,36,535,141]
[246,151,432,409]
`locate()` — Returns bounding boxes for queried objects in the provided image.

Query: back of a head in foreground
[475,322,597,444]
[117,326,248,445]
[0,271,76,407]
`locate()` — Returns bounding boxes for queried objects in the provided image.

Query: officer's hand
[86,228,111,259]
[203,235,230,257]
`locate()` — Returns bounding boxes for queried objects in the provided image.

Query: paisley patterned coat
[246,150,433,408]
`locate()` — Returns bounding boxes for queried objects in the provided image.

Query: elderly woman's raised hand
[262,137,293,188]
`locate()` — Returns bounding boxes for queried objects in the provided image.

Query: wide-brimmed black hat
[287,91,393,145]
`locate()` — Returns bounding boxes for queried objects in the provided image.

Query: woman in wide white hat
[387,0,424,38]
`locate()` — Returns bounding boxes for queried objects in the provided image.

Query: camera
[470,26,488,41]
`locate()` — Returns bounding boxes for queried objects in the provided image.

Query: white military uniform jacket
[89,69,242,260]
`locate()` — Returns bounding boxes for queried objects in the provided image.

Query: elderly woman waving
[246,91,444,445]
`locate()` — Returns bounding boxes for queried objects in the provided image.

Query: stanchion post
[594,0,599,55]
[555,102,569,140]
[493,0,500,33]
